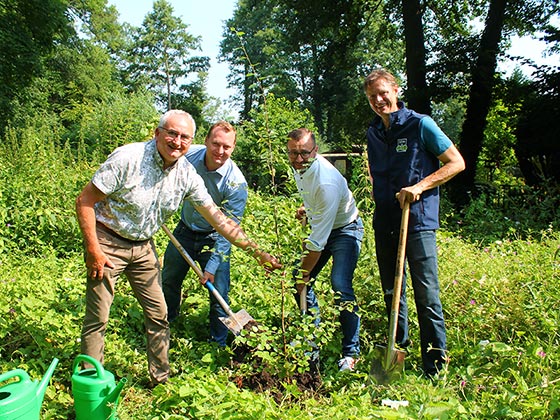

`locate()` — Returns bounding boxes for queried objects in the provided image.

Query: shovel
[369,200,410,384]
[299,214,308,314]
[161,224,255,336]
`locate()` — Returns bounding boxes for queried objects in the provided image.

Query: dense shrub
[235,94,317,193]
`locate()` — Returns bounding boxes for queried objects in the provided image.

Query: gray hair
[159,110,196,135]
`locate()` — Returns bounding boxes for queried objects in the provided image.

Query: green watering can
[72,354,127,420]
[0,358,59,420]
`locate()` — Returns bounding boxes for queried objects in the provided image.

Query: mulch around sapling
[230,320,322,402]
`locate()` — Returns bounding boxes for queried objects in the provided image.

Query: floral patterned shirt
[92,139,213,241]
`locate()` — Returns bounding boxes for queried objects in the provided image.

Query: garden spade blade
[219,308,253,335]
[161,224,255,336]
[369,200,410,384]
[369,344,406,384]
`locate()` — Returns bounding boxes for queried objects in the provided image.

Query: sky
[108,0,558,106]
[108,0,237,108]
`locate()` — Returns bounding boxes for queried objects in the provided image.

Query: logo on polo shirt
[396,138,408,153]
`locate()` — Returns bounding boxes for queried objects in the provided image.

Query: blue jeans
[296,218,364,357]
[375,229,447,375]
[162,221,230,346]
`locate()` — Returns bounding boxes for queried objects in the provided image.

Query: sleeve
[419,117,453,157]
[306,183,339,252]
[91,149,126,195]
[204,181,249,275]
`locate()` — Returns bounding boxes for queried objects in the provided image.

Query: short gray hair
[159,110,196,135]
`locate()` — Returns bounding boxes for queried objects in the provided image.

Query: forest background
[0,0,559,418]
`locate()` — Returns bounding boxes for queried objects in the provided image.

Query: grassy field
[1,187,559,419]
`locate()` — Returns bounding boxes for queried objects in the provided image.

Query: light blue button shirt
[292,154,359,252]
[92,139,213,241]
[181,144,248,274]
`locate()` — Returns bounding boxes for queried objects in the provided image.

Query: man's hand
[256,251,282,273]
[295,206,306,221]
[397,188,421,207]
[294,275,310,294]
[85,249,115,281]
[200,271,214,285]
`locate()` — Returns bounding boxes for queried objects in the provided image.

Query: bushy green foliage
[441,185,560,245]
[1,177,559,418]
[0,126,89,257]
[61,90,159,159]
[1,103,559,418]
[235,94,317,193]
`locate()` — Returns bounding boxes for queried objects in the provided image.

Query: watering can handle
[0,369,30,386]
[72,354,104,378]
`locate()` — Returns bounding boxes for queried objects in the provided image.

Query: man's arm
[75,182,115,280]
[398,144,465,206]
[203,185,248,283]
[194,202,281,271]
[295,246,321,293]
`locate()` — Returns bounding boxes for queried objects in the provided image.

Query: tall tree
[453,0,508,193]
[402,0,431,115]
[221,0,398,145]
[0,0,72,130]
[221,0,291,120]
[515,24,560,186]
[126,0,209,110]
[451,0,558,194]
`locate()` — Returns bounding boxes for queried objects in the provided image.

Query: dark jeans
[375,229,447,375]
[162,221,230,346]
[297,218,364,357]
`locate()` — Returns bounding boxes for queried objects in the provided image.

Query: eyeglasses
[158,126,193,143]
[287,149,314,159]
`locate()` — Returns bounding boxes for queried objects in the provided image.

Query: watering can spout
[104,377,127,405]
[36,358,59,404]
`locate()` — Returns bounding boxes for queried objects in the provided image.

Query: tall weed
[0,125,91,256]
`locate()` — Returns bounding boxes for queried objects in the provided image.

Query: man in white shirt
[287,127,364,372]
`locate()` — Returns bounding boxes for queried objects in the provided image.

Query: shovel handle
[161,224,235,318]
[386,201,410,357]
[299,214,308,313]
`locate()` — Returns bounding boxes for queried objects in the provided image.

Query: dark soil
[230,320,322,403]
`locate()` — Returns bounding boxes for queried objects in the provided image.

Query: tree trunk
[402,0,431,115]
[451,0,507,199]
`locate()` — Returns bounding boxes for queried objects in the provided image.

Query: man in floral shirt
[75,110,280,387]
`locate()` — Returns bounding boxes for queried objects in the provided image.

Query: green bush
[0,126,88,256]
[235,94,317,193]
[61,90,159,160]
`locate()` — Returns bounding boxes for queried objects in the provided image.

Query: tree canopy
[0,0,558,193]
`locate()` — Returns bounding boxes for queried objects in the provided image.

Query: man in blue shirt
[364,69,465,377]
[162,121,248,347]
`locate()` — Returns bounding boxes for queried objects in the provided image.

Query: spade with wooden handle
[369,199,410,384]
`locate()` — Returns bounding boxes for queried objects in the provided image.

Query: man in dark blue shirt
[364,69,465,377]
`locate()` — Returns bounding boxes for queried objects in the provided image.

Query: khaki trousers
[80,225,170,385]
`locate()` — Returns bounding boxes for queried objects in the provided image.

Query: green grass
[1,134,559,418]
[1,190,559,419]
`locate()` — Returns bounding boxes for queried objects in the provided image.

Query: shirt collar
[293,156,319,177]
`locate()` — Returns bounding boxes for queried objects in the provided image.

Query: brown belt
[96,222,149,244]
